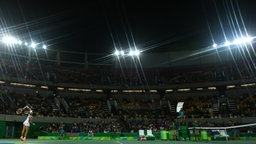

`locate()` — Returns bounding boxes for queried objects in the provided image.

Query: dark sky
[0,0,256,54]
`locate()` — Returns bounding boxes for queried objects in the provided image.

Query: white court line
[115,141,123,144]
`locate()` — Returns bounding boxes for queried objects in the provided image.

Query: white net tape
[188,123,256,130]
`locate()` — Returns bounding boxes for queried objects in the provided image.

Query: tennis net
[188,123,256,141]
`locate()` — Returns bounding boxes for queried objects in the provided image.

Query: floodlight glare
[18,40,22,45]
[113,49,142,57]
[247,37,254,42]
[233,39,241,44]
[129,50,134,56]
[233,37,253,44]
[134,50,140,56]
[212,43,217,48]
[31,42,36,48]
[114,50,120,56]
[43,45,47,49]
[2,36,18,44]
[224,41,231,46]
[1,35,49,50]
[120,50,124,56]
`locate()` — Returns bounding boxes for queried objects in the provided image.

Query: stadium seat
[139,130,145,136]
[146,130,154,137]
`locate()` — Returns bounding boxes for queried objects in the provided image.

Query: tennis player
[20,106,34,142]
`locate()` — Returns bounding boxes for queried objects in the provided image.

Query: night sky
[0,0,256,54]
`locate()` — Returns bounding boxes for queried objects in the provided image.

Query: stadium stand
[0,49,256,142]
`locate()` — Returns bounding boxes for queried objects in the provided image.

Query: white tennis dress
[23,114,32,127]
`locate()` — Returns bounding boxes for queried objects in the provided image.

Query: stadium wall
[0,114,114,123]
[1,114,256,125]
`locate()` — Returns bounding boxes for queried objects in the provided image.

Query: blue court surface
[1,139,256,144]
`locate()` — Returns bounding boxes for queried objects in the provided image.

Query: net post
[225,128,228,142]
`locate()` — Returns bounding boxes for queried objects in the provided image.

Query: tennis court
[1,139,256,144]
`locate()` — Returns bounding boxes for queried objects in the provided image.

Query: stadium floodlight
[42,45,47,49]
[114,50,120,56]
[233,36,253,45]
[30,42,36,48]
[1,35,48,50]
[134,50,140,56]
[129,50,134,56]
[212,43,217,48]
[113,49,142,57]
[114,50,125,56]
[120,50,124,56]
[2,36,18,44]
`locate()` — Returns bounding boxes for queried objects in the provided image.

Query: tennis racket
[16,108,23,114]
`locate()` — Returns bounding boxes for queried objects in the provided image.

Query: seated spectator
[88,129,93,137]
[59,127,65,140]
[178,108,185,119]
